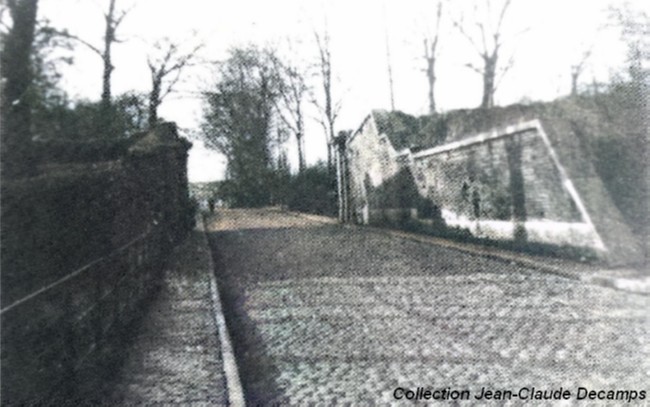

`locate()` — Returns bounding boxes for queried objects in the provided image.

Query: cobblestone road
[207,209,649,404]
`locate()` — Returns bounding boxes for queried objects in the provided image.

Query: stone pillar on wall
[335,131,351,223]
[127,122,192,245]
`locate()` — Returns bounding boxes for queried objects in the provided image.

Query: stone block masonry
[0,123,194,404]
[411,121,602,249]
[345,110,643,266]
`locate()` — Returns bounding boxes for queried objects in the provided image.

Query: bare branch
[451,17,485,57]
[160,68,182,101]
[163,43,204,75]
[275,106,299,135]
[332,98,343,122]
[465,62,483,75]
[495,0,513,38]
[113,6,132,29]
[431,1,442,53]
[146,38,203,126]
[310,94,324,111]
[421,1,444,114]
[494,54,515,91]
[313,23,340,165]
[451,0,518,108]
[477,21,488,53]
[572,46,592,75]
[570,45,592,95]
[309,96,329,130]
[52,29,103,57]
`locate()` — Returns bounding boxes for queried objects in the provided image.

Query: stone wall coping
[411,119,541,159]
[128,123,192,154]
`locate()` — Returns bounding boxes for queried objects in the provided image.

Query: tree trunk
[296,99,306,172]
[326,119,335,173]
[149,75,161,128]
[385,29,395,111]
[296,133,305,172]
[96,0,117,138]
[101,0,116,109]
[426,55,436,114]
[1,0,39,177]
[324,64,335,172]
[481,54,497,108]
[101,44,112,109]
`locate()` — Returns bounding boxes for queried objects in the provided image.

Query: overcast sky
[36,0,645,182]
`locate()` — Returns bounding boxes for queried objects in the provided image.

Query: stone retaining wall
[0,123,193,403]
[345,113,642,265]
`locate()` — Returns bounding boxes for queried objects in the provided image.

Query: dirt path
[207,207,335,231]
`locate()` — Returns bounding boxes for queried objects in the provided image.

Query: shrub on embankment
[285,163,337,217]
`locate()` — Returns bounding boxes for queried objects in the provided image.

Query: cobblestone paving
[207,209,649,404]
[105,231,228,405]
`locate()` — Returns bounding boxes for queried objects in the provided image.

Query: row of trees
[0,0,336,210]
[198,0,524,209]
[418,0,649,112]
[197,0,522,209]
[201,0,522,199]
[200,0,648,209]
[200,46,337,210]
[3,0,645,211]
[418,0,517,113]
[0,0,202,176]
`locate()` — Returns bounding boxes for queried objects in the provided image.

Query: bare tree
[56,0,128,108]
[570,47,591,96]
[452,0,516,108]
[313,27,342,170]
[423,1,443,114]
[99,0,125,108]
[269,52,309,172]
[147,39,202,127]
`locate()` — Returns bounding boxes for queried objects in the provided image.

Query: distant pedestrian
[472,189,481,219]
[208,198,215,214]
